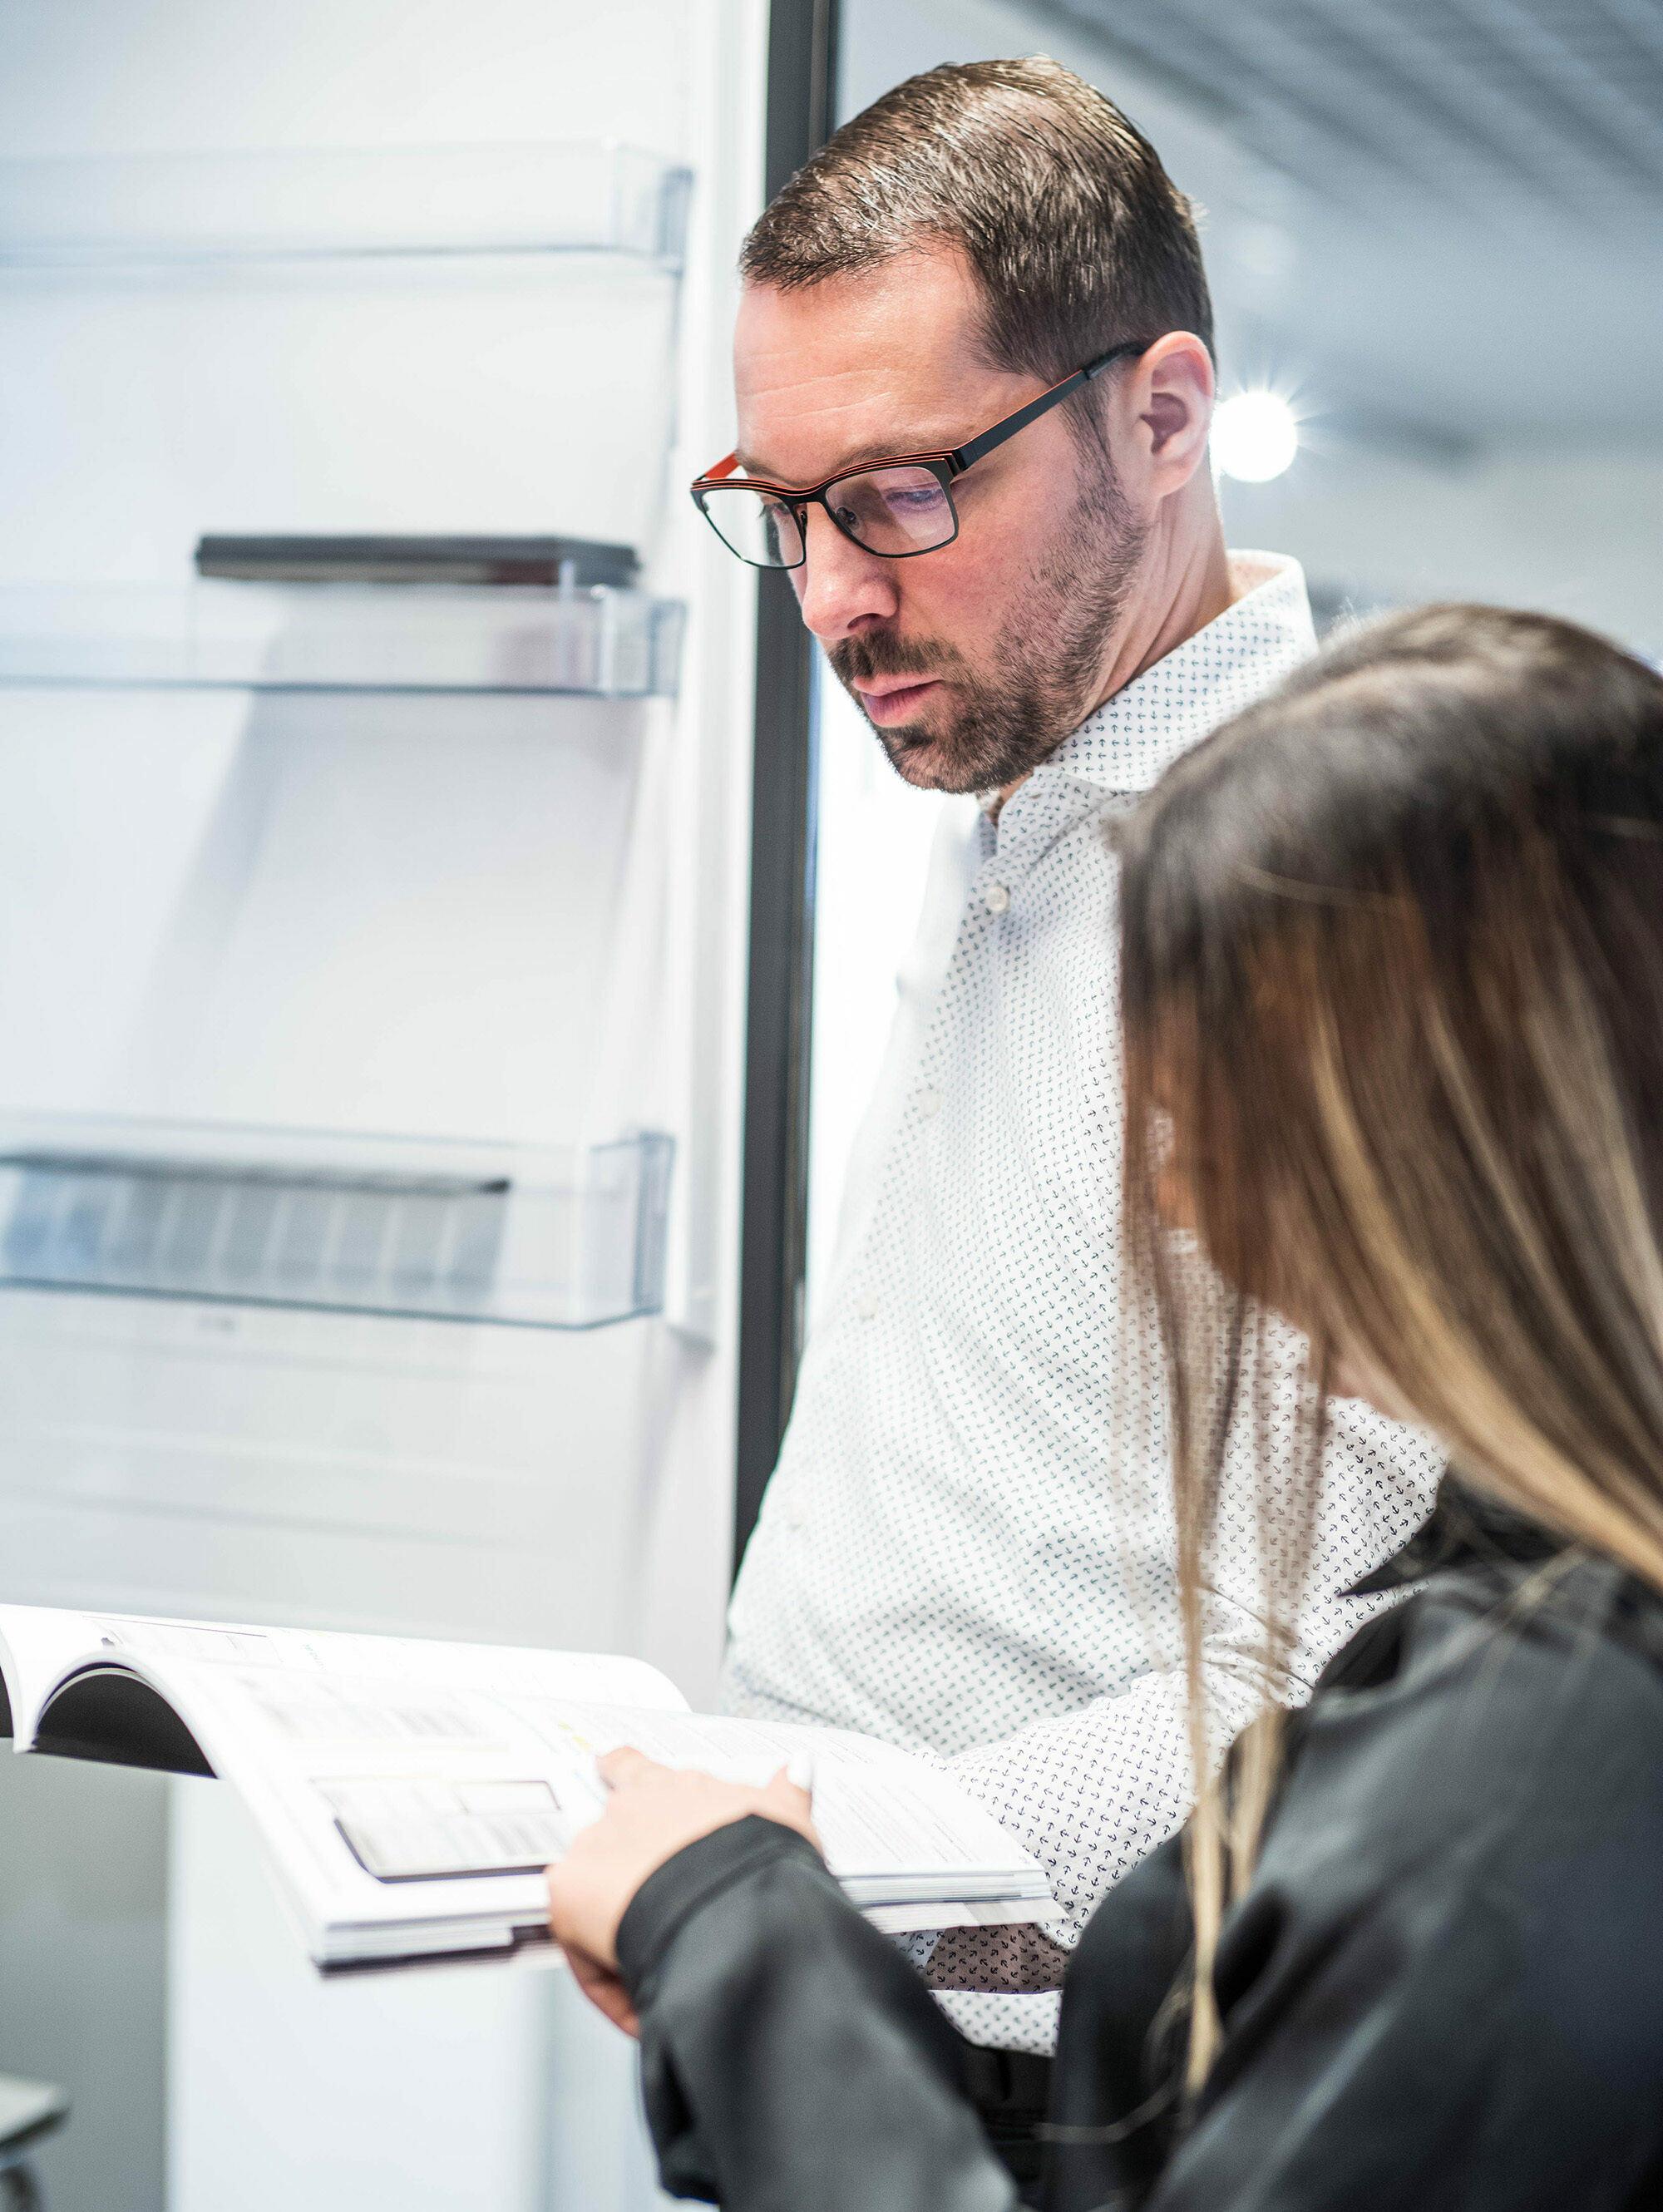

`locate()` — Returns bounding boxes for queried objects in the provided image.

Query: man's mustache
[826,631,970,686]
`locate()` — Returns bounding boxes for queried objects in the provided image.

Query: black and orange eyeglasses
[690,339,1150,570]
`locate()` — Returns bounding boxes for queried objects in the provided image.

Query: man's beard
[825,463,1147,794]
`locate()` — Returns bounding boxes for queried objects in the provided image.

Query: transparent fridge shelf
[0,142,692,270]
[0,1113,674,1331]
[0,582,685,698]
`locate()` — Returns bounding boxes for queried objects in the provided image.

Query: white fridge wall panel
[0,0,699,175]
[0,0,767,2206]
[121,691,649,1141]
[0,689,659,1141]
[0,690,246,1111]
[0,263,680,581]
[0,0,757,1642]
[0,1291,662,1648]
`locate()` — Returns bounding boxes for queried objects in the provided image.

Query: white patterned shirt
[722,553,1444,2054]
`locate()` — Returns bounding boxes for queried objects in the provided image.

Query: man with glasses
[696,57,1441,2185]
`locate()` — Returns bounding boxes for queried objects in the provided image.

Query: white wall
[1221,443,1663,662]
[0,1754,168,2212]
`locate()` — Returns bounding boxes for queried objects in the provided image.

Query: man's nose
[792,505,900,641]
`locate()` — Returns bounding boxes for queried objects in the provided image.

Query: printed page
[137,1661,1047,1942]
[92,1612,684,1711]
[865,1901,1049,1935]
[130,1653,616,1963]
[506,1701,1054,1904]
[4,1600,683,1750]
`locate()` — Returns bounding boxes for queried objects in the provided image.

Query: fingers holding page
[595,1744,656,1791]
[759,1760,818,1842]
[545,1746,824,2033]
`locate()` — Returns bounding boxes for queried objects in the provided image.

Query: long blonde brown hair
[1118,605,1663,2085]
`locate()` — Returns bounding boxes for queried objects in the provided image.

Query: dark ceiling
[1049,0,1663,226]
[1033,0,1663,448]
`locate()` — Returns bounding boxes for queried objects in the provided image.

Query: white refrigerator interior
[0,1,767,2206]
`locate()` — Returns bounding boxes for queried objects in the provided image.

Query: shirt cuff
[615,1815,827,1999]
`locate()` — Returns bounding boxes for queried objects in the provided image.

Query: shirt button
[916,1087,941,1118]
[984,882,1011,914]
[856,1292,878,1321]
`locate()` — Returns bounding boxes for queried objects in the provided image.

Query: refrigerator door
[0,5,769,2210]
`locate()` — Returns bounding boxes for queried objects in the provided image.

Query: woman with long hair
[548,604,1663,2210]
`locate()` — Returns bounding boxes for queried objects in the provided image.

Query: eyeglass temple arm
[949,341,1147,476]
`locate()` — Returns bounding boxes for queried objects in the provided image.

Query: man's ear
[1123,331,1216,496]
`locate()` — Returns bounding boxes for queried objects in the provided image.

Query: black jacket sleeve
[617,1816,1018,2212]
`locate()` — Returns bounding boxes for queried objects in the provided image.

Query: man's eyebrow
[733,430,958,482]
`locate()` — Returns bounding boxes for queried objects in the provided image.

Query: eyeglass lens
[703,463,955,567]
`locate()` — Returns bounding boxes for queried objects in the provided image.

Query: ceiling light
[1211,392,1299,482]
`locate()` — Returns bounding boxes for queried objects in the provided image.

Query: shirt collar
[1028,551,1317,801]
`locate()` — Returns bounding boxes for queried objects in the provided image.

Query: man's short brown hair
[740,57,1213,391]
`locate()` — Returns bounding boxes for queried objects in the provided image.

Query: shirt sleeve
[944,1650,1246,1946]
[944,1384,1443,1955]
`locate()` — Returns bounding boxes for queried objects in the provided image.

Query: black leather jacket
[616,1496,1663,2210]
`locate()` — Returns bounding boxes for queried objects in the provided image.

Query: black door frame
[733,0,840,1578]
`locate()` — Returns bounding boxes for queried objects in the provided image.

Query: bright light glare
[1211,392,1299,482]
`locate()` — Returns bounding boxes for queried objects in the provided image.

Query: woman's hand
[546,1746,820,2036]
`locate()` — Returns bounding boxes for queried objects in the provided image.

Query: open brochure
[0,1602,1054,1973]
